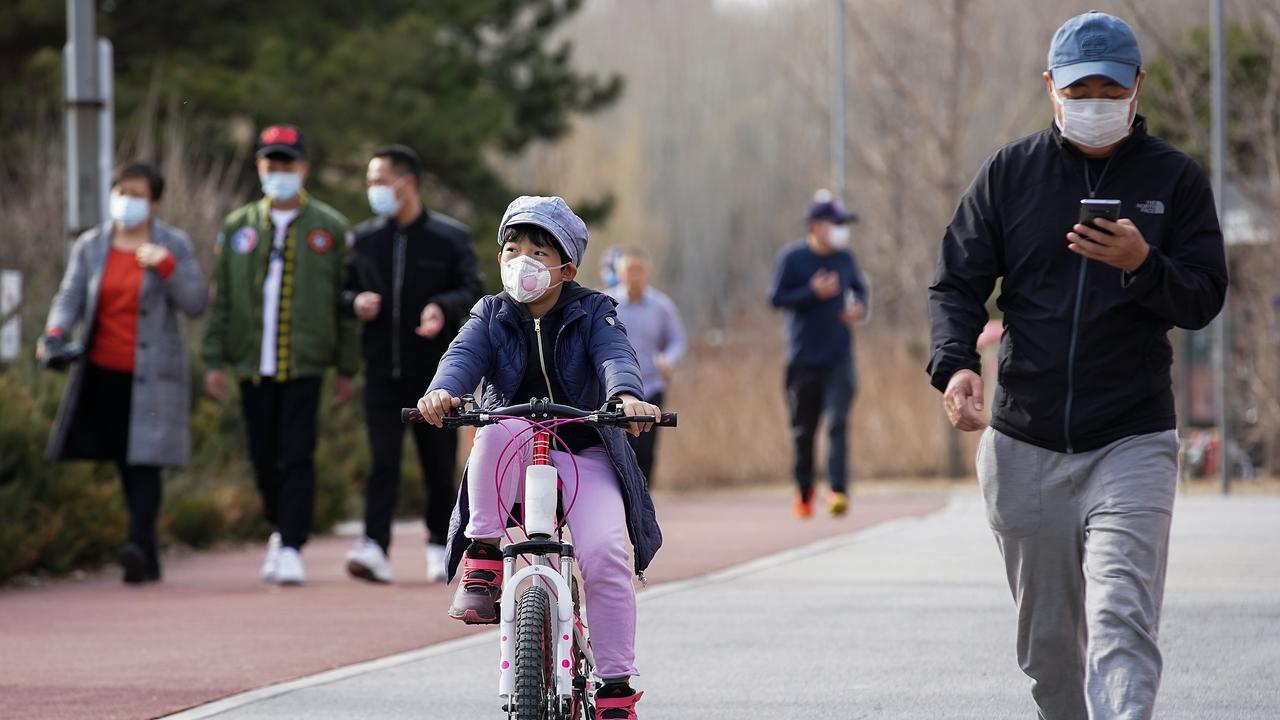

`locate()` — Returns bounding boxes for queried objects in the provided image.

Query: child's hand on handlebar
[418,389,461,427]
[617,393,660,437]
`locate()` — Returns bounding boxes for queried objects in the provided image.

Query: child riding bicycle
[417,196,660,719]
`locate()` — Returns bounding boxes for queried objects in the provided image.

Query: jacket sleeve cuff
[156,253,177,280]
[1121,246,1160,291]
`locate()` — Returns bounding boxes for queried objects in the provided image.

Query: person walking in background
[202,124,359,586]
[928,13,1227,717]
[341,144,483,584]
[769,190,867,519]
[609,247,686,485]
[40,162,207,584]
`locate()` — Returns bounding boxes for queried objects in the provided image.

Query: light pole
[1210,0,1230,494]
[830,0,847,201]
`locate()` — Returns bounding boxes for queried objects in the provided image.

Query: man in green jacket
[202,124,359,585]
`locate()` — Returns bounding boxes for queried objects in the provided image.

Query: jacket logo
[232,227,258,254]
[1136,200,1165,215]
[306,229,333,255]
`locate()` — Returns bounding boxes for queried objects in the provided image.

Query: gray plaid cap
[497,195,588,266]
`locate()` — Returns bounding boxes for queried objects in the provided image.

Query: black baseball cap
[255,124,306,159]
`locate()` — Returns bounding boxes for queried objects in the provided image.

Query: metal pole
[830,0,847,201]
[1210,0,1230,494]
[64,0,103,259]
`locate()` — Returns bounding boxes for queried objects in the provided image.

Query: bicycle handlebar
[401,398,677,429]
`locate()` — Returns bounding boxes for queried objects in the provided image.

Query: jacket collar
[257,192,310,223]
[494,281,595,328]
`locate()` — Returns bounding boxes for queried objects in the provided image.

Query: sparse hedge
[0,355,383,583]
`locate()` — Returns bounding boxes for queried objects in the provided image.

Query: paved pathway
[0,486,944,720]
[161,492,1280,720]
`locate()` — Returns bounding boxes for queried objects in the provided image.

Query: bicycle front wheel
[514,584,554,720]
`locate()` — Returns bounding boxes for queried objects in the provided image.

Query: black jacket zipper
[1063,150,1118,453]
[392,231,406,380]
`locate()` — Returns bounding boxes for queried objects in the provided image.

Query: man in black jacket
[342,144,484,584]
[928,12,1226,719]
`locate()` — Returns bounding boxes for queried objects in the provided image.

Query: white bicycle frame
[497,462,597,704]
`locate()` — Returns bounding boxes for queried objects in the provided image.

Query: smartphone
[1078,198,1122,234]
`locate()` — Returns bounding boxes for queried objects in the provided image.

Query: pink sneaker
[447,555,503,624]
[595,690,643,719]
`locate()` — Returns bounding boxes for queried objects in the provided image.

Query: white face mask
[827,224,851,250]
[109,194,150,229]
[260,171,303,201]
[501,254,567,303]
[1055,90,1136,149]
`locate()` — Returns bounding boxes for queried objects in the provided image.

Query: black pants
[363,374,458,550]
[785,357,856,496]
[625,390,665,487]
[240,377,322,549]
[78,364,163,560]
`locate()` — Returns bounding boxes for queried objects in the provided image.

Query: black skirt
[62,362,133,463]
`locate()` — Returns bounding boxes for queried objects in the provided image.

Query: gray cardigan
[45,219,208,467]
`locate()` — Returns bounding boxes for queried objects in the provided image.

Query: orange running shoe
[794,488,814,519]
[828,491,849,517]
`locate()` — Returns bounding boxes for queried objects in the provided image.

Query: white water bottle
[523,465,559,538]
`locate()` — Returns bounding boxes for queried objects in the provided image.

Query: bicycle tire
[514,584,554,720]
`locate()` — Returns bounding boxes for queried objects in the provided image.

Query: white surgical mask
[109,194,150,229]
[260,171,303,201]
[501,254,566,304]
[1055,90,1136,149]
[827,224,851,250]
[367,184,401,217]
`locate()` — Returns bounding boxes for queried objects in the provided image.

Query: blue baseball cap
[1048,11,1142,89]
[805,189,858,225]
[498,196,588,266]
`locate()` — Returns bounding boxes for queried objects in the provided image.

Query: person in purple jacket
[417,195,659,717]
[609,247,686,486]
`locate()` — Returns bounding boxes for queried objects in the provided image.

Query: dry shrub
[656,311,974,490]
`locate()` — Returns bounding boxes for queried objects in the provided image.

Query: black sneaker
[119,542,152,584]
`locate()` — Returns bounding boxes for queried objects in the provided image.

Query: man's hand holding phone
[1067,199,1149,273]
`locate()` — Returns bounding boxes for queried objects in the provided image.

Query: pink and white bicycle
[404,396,676,720]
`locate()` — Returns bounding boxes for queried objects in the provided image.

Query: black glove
[41,333,84,371]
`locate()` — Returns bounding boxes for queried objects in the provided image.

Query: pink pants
[466,420,638,679]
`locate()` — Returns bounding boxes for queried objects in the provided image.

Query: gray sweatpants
[976,428,1179,720]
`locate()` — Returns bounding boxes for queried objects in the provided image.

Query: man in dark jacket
[341,144,483,584]
[769,190,868,519]
[928,12,1227,719]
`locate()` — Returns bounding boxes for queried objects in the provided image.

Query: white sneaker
[346,538,392,584]
[259,532,282,582]
[425,543,448,583]
[274,547,305,586]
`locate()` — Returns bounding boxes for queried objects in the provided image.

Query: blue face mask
[260,172,303,201]
[367,184,401,217]
[109,194,150,229]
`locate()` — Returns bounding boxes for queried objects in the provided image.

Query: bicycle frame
[497,425,594,706]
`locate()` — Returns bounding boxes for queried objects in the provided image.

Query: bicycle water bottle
[524,465,559,538]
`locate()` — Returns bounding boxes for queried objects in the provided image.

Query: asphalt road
[164,491,1280,719]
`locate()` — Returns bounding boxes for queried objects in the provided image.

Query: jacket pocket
[976,429,1044,537]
